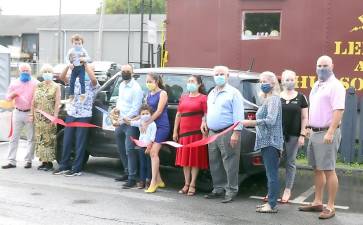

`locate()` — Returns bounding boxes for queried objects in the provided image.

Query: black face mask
[122,71,132,80]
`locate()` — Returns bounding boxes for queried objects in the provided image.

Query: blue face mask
[19,72,31,83]
[316,67,332,81]
[214,75,226,86]
[42,73,53,81]
[186,83,198,92]
[74,44,82,51]
[261,83,272,93]
[84,73,90,81]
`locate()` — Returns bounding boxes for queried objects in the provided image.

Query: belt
[308,126,339,132]
[179,130,203,138]
[180,111,204,117]
[16,108,31,112]
[210,125,233,133]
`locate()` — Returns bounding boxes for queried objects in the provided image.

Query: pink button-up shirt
[309,75,345,128]
[6,78,38,110]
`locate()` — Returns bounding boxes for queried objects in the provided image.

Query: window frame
[241,10,282,41]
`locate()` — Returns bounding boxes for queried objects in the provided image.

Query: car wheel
[55,129,90,167]
[196,170,213,192]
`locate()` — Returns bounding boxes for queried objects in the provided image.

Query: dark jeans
[69,65,85,95]
[115,124,139,181]
[59,116,91,172]
[261,146,280,208]
[138,148,151,182]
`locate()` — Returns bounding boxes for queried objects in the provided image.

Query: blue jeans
[115,124,139,181]
[138,148,151,182]
[261,146,280,208]
[69,65,85,95]
[59,116,91,172]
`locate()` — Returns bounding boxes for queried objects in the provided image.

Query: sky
[0,0,102,15]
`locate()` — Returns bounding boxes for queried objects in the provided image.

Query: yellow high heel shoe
[145,185,158,193]
[157,181,166,188]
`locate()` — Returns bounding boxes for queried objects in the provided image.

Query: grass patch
[296,157,363,170]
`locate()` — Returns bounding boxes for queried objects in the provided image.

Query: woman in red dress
[173,75,209,196]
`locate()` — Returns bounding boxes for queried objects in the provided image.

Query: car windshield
[109,73,262,107]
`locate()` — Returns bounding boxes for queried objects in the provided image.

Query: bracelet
[300,134,306,137]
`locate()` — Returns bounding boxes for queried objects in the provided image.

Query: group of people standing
[1,54,345,219]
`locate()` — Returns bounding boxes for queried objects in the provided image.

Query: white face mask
[140,114,151,122]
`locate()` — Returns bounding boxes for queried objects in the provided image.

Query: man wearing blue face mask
[202,65,244,203]
[2,63,38,169]
[299,55,345,219]
[53,63,100,177]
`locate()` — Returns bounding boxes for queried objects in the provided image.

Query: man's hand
[230,131,240,148]
[200,121,208,136]
[298,136,305,147]
[8,92,18,100]
[241,120,255,127]
[69,64,74,70]
[323,131,334,144]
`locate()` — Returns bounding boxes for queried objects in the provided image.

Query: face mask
[316,67,332,81]
[20,72,31,83]
[214,75,226,86]
[74,44,82,51]
[122,71,132,81]
[284,81,295,91]
[42,72,53,81]
[146,83,156,91]
[261,83,272,94]
[186,83,198,92]
[84,73,90,81]
[140,114,151,122]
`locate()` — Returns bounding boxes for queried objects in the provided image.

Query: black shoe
[114,174,128,182]
[204,191,225,199]
[24,162,32,169]
[2,164,16,169]
[221,195,235,203]
[43,162,54,171]
[64,170,82,177]
[37,162,47,170]
[122,180,136,189]
[53,169,70,175]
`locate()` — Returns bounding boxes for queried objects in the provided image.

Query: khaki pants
[7,109,35,165]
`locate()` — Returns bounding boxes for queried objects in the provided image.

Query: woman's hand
[241,120,255,127]
[298,136,305,147]
[230,131,240,148]
[28,114,34,123]
[172,131,178,142]
[200,121,208,136]
[145,144,152,154]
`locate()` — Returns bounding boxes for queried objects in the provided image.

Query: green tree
[97,0,165,14]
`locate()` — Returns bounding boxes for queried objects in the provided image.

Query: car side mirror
[95,91,108,104]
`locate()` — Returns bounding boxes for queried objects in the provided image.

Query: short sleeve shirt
[281,92,308,137]
[309,75,345,128]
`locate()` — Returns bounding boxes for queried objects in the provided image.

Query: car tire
[55,129,90,168]
[196,170,213,192]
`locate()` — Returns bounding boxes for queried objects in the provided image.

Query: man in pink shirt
[2,63,38,169]
[299,56,345,219]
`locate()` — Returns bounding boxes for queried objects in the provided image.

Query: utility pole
[127,0,130,63]
[58,0,62,63]
[97,0,105,61]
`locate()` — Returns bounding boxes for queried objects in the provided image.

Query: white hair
[317,55,333,66]
[18,63,31,72]
[260,71,280,97]
[40,64,54,73]
[281,70,296,82]
[213,65,229,74]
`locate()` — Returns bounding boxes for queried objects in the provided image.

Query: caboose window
[241,11,281,40]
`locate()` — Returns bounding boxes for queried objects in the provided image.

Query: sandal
[178,184,189,194]
[256,203,278,213]
[280,189,291,204]
[187,185,196,196]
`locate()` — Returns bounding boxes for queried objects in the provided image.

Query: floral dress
[33,82,58,161]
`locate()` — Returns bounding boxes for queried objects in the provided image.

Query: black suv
[56,67,264,188]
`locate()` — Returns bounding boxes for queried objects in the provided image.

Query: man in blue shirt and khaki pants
[201,65,244,203]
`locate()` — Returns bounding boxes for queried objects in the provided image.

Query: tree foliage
[97,0,165,14]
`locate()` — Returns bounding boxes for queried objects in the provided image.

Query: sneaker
[256,203,278,213]
[24,162,32,169]
[114,174,128,182]
[53,169,70,175]
[43,162,54,171]
[137,181,145,189]
[2,163,16,169]
[122,180,136,189]
[64,170,82,177]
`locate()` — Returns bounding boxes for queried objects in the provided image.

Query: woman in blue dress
[142,73,170,193]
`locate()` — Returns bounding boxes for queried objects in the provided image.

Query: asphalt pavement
[0,141,362,225]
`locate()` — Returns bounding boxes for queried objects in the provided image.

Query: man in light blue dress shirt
[202,65,244,203]
[114,64,144,189]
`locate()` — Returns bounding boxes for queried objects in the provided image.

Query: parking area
[0,141,362,225]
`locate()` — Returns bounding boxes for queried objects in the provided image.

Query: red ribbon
[131,122,240,148]
[36,109,100,128]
